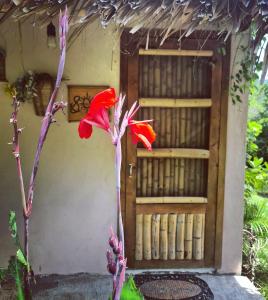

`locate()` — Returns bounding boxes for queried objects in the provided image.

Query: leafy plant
[109,276,144,300]
[243,69,268,294]
[0,211,31,300]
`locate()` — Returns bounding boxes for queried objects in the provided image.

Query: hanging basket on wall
[33,73,54,116]
[9,71,54,116]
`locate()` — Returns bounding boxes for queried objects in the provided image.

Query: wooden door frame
[120,31,231,269]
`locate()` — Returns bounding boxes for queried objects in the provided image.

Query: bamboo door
[121,35,223,269]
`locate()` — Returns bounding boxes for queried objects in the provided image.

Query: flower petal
[129,122,156,150]
[90,88,116,113]
[78,119,93,139]
[136,133,152,150]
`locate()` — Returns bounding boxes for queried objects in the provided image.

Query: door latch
[128,163,135,177]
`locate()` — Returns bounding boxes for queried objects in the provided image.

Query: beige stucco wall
[0,19,119,274]
[0,19,248,275]
[219,32,250,274]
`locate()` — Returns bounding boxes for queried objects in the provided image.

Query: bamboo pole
[201,213,205,259]
[143,55,148,97]
[139,49,214,57]
[193,214,203,260]
[148,56,154,96]
[143,214,152,260]
[161,56,167,96]
[147,157,153,196]
[160,214,168,260]
[179,159,185,195]
[135,214,143,260]
[139,98,212,108]
[168,214,177,260]
[155,107,160,148]
[153,159,159,196]
[137,158,141,196]
[159,158,164,196]
[137,148,210,159]
[164,107,171,196]
[152,214,160,259]
[184,214,193,260]
[155,57,161,97]
[142,158,147,196]
[176,214,185,259]
[136,196,208,204]
[174,159,179,196]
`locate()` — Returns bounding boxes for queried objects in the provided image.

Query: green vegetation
[109,276,144,300]
[243,76,268,299]
[0,211,30,300]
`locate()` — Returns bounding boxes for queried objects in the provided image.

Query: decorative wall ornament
[68,85,108,122]
[7,71,54,116]
[34,73,54,116]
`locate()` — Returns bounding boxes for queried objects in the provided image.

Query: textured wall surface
[219,32,250,274]
[0,19,247,274]
[0,19,119,274]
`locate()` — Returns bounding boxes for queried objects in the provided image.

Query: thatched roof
[1,1,268,47]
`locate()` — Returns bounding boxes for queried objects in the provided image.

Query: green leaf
[16,249,28,267]
[14,259,25,300]
[9,211,17,239]
[108,276,144,300]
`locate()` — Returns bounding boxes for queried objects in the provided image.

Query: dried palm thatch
[0,0,268,48]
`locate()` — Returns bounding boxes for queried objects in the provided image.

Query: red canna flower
[128,121,156,151]
[78,88,116,139]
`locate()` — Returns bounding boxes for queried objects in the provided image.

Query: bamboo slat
[168,214,177,260]
[135,214,143,260]
[193,214,203,260]
[136,196,208,204]
[153,159,159,196]
[136,159,141,196]
[160,214,168,260]
[139,98,212,108]
[142,158,147,196]
[147,158,153,196]
[137,148,210,159]
[143,214,152,260]
[185,214,193,260]
[152,214,160,259]
[201,214,205,259]
[139,49,214,57]
[176,214,185,259]
[159,158,164,196]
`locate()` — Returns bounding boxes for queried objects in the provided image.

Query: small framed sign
[68,85,108,122]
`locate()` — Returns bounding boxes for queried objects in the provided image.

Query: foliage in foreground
[243,75,268,298]
[0,211,31,300]
[109,276,144,300]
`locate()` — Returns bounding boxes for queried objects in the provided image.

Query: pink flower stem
[115,140,125,257]
[10,97,27,214]
[9,9,68,299]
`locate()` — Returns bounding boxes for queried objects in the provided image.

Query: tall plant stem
[115,140,124,257]
[23,216,31,299]
[11,97,27,214]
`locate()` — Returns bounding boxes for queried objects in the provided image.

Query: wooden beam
[139,49,214,57]
[136,204,206,214]
[136,197,208,204]
[137,148,210,159]
[139,98,212,108]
